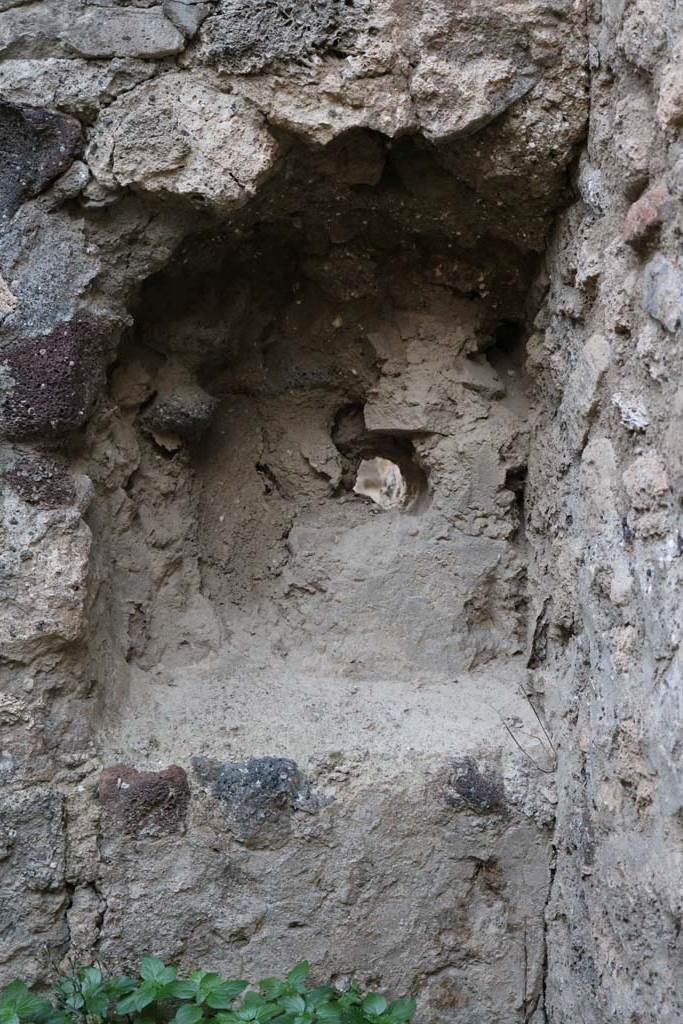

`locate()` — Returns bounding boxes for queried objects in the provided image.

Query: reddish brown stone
[1,315,111,442]
[624,183,671,249]
[98,764,190,838]
[3,453,76,508]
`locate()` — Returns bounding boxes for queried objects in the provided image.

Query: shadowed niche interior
[85,129,543,765]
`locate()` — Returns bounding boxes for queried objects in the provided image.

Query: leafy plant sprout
[0,959,417,1024]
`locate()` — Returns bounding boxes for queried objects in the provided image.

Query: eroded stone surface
[0,788,67,979]
[87,73,279,211]
[0,488,91,660]
[526,5,683,1019]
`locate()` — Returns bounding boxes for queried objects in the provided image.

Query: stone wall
[525,1,683,1020]
[0,1,680,1022]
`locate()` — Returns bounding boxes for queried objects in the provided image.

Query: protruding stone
[624,183,671,249]
[657,50,683,128]
[162,0,212,39]
[2,452,76,507]
[623,450,671,538]
[87,73,279,211]
[66,8,186,60]
[0,787,66,978]
[642,254,683,333]
[444,757,507,816]
[0,273,17,320]
[560,334,611,452]
[99,765,190,838]
[611,392,649,432]
[410,56,539,142]
[140,383,218,443]
[0,490,91,659]
[195,0,362,72]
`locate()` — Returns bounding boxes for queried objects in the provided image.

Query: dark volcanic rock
[198,0,363,71]
[3,452,76,507]
[192,755,319,847]
[0,101,82,223]
[445,757,507,816]
[1,315,111,442]
[140,385,218,442]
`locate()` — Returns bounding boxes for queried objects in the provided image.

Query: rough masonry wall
[2,1,680,1023]
[526,1,683,1020]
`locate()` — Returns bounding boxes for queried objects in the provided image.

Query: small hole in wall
[353,456,407,509]
[332,405,430,512]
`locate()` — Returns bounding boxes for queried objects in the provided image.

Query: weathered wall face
[0,0,680,1021]
[525,2,683,1020]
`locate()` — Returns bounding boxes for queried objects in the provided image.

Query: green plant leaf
[315,1005,341,1023]
[237,1009,260,1022]
[255,1008,281,1024]
[242,994,266,1010]
[258,980,284,1000]
[170,982,199,1001]
[1,982,29,1006]
[138,958,176,988]
[361,996,387,1018]
[84,991,109,1019]
[139,958,167,983]
[198,974,221,991]
[116,993,142,1015]
[46,1011,72,1024]
[195,974,223,1005]
[80,968,103,993]
[280,997,305,1015]
[106,978,137,998]
[205,982,249,1011]
[286,965,310,991]
[304,990,332,1011]
[0,983,54,1024]
[386,999,415,1023]
[337,988,361,1010]
[174,1005,204,1024]
[116,981,158,1015]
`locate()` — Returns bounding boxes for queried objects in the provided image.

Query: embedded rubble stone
[99,765,191,838]
[87,73,279,211]
[0,788,67,979]
[192,756,319,848]
[0,486,91,660]
[2,451,77,507]
[0,99,81,221]
[642,254,683,333]
[0,1,186,60]
[162,0,213,39]
[0,316,113,441]
[65,8,186,59]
